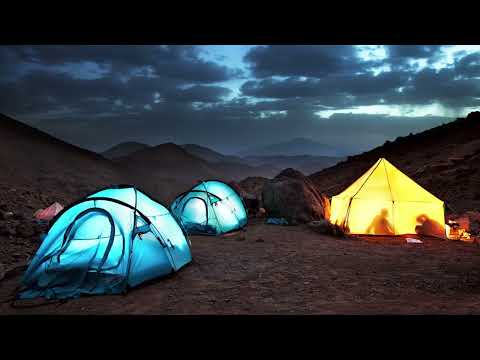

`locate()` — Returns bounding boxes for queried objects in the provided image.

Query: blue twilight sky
[0,45,479,154]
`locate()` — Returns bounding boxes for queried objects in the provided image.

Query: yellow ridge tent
[329,158,446,238]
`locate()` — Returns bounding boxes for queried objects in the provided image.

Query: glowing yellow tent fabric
[330,158,446,238]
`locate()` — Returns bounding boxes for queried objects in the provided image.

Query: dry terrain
[2,220,480,315]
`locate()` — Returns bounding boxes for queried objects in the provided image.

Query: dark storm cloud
[244,45,368,78]
[29,99,450,156]
[386,45,443,65]
[0,70,164,115]
[0,45,479,156]
[2,45,240,83]
[164,85,232,103]
[242,50,480,109]
[454,52,480,78]
[385,68,480,108]
[241,72,407,101]
[0,71,232,117]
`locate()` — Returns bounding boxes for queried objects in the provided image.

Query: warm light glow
[330,158,446,238]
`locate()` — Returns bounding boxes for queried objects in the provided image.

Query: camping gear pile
[266,217,289,225]
[446,219,473,242]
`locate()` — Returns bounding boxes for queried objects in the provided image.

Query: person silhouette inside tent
[366,208,394,235]
[415,214,445,238]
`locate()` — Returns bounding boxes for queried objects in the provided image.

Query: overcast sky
[1,45,479,155]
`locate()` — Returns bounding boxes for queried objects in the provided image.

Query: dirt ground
[1,219,480,315]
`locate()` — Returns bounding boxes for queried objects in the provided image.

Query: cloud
[244,45,368,78]
[386,45,444,67]
[454,52,480,78]
[386,68,480,108]
[2,45,241,83]
[0,70,232,117]
[0,45,478,156]
[24,96,451,157]
[164,85,232,103]
[241,72,407,104]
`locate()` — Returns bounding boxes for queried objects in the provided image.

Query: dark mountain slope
[309,111,480,212]
[102,142,150,159]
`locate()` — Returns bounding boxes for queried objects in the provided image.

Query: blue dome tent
[18,185,192,300]
[170,180,248,236]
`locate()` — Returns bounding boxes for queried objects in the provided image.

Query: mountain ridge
[309,111,480,213]
[238,137,343,157]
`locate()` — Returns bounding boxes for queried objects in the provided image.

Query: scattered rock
[449,210,480,235]
[14,212,26,221]
[257,207,266,218]
[464,211,480,235]
[235,235,246,241]
[5,227,16,237]
[0,211,14,220]
[308,219,346,238]
[16,224,35,238]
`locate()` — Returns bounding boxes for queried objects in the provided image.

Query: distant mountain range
[103,142,344,177]
[244,155,344,176]
[0,112,342,208]
[102,142,150,159]
[181,144,247,165]
[238,137,345,157]
[2,110,478,215]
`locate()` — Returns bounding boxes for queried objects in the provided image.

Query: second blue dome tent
[170,180,248,236]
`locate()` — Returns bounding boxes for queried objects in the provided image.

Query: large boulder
[262,168,330,224]
[238,177,268,200]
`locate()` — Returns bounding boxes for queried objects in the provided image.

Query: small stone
[23,228,35,238]
[14,213,26,220]
[0,211,14,220]
[257,208,266,218]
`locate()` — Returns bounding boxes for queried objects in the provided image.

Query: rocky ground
[1,219,480,314]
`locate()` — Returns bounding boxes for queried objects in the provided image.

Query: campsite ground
[1,219,480,315]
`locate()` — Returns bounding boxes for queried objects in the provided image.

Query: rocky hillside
[0,113,128,270]
[309,111,480,213]
[0,113,126,205]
